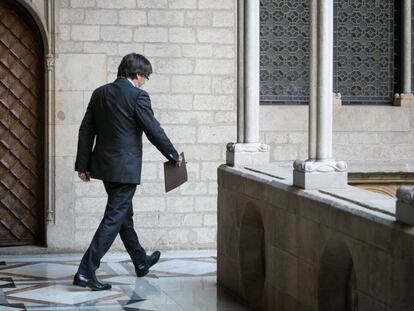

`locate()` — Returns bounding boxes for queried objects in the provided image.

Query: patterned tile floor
[0,251,247,311]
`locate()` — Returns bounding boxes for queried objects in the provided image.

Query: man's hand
[175,154,183,167]
[78,171,91,182]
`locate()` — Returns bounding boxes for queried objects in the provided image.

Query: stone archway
[239,202,266,309]
[318,238,358,311]
[0,0,46,246]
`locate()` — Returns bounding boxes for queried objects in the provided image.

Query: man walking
[73,53,181,291]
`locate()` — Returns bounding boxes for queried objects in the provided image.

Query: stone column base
[293,170,348,189]
[393,93,414,107]
[293,159,348,189]
[226,143,269,167]
[396,186,414,225]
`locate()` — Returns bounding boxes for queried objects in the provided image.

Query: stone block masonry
[49,0,236,250]
[259,104,414,166]
[218,165,414,310]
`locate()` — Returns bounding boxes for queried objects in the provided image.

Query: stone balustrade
[218,164,414,310]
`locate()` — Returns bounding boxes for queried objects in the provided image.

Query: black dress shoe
[135,251,161,277]
[73,272,112,291]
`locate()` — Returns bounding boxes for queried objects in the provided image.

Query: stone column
[293,0,347,189]
[308,0,317,160]
[402,0,411,94]
[236,0,244,143]
[46,0,56,223]
[226,0,269,167]
[395,0,414,106]
[316,0,333,160]
[243,0,260,144]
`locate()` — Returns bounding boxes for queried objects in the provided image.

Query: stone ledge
[218,164,411,227]
[347,161,414,173]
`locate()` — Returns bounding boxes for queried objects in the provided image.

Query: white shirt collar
[127,78,135,87]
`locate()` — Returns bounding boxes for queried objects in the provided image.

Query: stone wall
[259,101,414,168]
[218,165,414,310]
[47,0,236,250]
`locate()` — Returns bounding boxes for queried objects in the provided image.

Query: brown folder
[164,152,187,192]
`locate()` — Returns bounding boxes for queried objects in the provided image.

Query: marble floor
[0,251,247,311]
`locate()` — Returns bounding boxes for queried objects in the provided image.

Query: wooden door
[0,1,45,246]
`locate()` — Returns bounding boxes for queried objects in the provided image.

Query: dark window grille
[259,0,310,105]
[334,0,397,105]
[411,0,414,92]
[259,0,400,105]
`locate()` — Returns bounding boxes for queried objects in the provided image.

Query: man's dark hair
[117,53,152,79]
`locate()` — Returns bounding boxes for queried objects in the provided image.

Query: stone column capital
[227,142,269,153]
[393,93,414,107]
[226,142,269,167]
[397,186,414,205]
[396,186,414,225]
[293,159,347,173]
[46,53,55,71]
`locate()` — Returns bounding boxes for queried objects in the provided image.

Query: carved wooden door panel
[0,1,45,246]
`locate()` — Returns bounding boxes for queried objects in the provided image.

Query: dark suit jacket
[74,77,179,184]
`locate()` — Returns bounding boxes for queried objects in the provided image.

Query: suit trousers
[78,181,147,277]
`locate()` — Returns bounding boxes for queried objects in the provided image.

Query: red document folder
[163,152,187,192]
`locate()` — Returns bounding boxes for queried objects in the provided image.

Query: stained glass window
[335,0,397,104]
[260,0,310,104]
[260,0,399,105]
